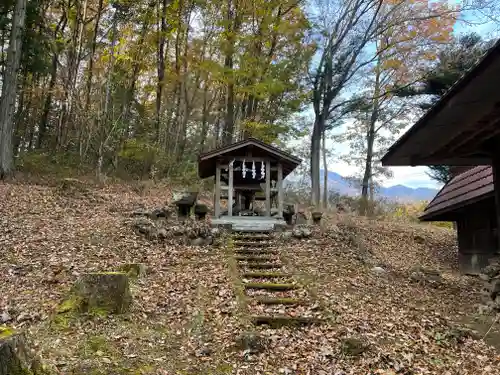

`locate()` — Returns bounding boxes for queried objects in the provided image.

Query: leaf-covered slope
[0,182,499,374]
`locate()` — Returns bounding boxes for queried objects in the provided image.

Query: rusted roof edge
[382,38,500,165]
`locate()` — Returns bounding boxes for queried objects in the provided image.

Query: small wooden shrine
[198,138,301,220]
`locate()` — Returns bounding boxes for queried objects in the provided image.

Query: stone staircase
[230,230,322,328]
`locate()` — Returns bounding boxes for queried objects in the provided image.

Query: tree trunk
[81,0,103,159]
[156,0,169,144]
[223,58,235,145]
[38,54,58,149]
[360,53,381,216]
[0,0,27,179]
[360,122,375,215]
[12,68,28,155]
[198,83,210,152]
[222,0,239,145]
[69,0,89,150]
[96,10,118,181]
[58,0,85,150]
[310,115,323,208]
[322,128,328,209]
[84,0,104,112]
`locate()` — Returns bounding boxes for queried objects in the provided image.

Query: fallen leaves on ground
[0,181,499,374]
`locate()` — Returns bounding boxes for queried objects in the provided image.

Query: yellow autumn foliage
[389,200,453,229]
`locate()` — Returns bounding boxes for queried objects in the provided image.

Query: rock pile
[132,206,173,220]
[478,259,500,314]
[132,208,219,246]
[291,225,313,239]
[276,225,314,240]
[409,265,443,287]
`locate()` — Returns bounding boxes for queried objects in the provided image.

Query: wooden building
[381,39,500,274]
[198,138,301,222]
[419,166,497,273]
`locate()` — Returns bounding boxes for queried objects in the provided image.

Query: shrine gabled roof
[198,138,302,179]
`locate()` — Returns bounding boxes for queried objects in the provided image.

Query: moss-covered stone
[56,272,132,317]
[0,329,31,375]
[0,330,54,375]
[56,295,82,314]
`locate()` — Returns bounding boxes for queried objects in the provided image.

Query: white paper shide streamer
[252,161,256,179]
[261,161,265,179]
[242,159,247,178]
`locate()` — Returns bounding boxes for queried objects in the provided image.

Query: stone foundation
[459,251,497,275]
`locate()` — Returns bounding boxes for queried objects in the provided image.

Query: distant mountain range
[303,170,439,202]
[320,170,438,202]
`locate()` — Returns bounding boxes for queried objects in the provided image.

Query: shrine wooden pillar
[277,162,284,218]
[228,159,234,217]
[214,161,221,218]
[265,159,271,216]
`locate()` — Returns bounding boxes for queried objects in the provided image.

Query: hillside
[1,180,499,374]
[319,170,439,201]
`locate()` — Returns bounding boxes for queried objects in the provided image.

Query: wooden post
[492,156,500,252]
[265,159,271,216]
[277,162,283,219]
[228,159,234,217]
[215,161,221,218]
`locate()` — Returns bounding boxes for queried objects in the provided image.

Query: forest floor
[1,179,500,375]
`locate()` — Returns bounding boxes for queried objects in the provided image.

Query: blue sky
[322,6,499,190]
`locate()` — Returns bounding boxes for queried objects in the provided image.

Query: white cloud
[324,158,440,189]
[382,166,441,189]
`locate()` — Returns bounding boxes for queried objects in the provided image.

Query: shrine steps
[227,228,322,329]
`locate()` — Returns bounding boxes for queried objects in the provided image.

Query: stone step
[253,297,306,305]
[235,249,278,255]
[241,272,292,279]
[251,315,321,328]
[234,241,271,248]
[235,255,276,262]
[233,234,272,241]
[242,263,283,270]
[244,282,298,291]
[232,228,273,233]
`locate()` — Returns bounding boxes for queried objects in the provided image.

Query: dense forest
[0,0,498,205]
